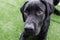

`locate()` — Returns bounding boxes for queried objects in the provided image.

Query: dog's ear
[41,0,54,16]
[20,1,28,22]
[46,3,54,15]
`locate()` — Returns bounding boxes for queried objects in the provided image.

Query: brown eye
[25,10,29,13]
[24,10,29,16]
[36,11,43,16]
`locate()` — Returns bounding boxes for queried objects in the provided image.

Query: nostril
[24,28,33,33]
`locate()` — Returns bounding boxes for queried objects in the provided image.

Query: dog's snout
[24,28,33,33]
[24,23,34,33]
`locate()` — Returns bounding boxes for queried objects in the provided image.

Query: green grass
[0,0,60,40]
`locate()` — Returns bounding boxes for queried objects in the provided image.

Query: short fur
[20,0,60,40]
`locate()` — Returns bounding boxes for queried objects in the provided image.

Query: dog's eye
[24,10,29,15]
[36,11,43,16]
[24,10,29,13]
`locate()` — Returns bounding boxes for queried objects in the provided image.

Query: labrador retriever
[20,0,60,40]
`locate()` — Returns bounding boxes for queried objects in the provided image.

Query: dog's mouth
[34,26,41,36]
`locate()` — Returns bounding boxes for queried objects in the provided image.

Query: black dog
[20,0,60,40]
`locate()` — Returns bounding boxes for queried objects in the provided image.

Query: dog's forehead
[25,0,40,7]
[24,0,46,11]
[26,0,44,6]
[26,0,40,2]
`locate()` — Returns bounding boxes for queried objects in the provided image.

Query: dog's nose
[24,28,33,33]
[24,23,34,33]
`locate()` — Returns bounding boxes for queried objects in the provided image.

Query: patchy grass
[0,0,60,40]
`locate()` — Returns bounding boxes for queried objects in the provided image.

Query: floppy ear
[41,0,54,16]
[47,3,54,15]
[20,1,28,22]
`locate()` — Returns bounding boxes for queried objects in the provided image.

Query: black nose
[24,23,34,34]
[24,28,33,33]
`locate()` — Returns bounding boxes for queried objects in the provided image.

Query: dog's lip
[34,26,41,36]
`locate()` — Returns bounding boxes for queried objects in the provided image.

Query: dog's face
[21,0,46,36]
[20,0,53,36]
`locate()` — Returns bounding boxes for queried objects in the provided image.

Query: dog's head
[20,0,54,36]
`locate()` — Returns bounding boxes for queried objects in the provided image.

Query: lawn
[0,0,60,40]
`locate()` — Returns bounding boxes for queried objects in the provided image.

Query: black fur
[20,0,60,40]
[53,0,60,15]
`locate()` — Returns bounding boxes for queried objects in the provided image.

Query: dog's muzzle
[24,23,35,35]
